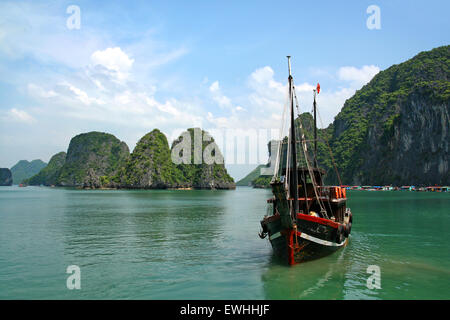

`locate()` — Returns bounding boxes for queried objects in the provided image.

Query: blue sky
[0,0,449,179]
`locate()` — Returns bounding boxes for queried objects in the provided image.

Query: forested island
[24,128,235,190]
[0,168,13,186]
[5,46,449,190]
[238,45,449,188]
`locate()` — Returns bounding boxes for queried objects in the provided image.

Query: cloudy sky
[0,0,449,179]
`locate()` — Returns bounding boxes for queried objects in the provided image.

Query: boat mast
[313,89,318,168]
[287,56,299,219]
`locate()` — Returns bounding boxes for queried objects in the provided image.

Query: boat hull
[262,213,350,265]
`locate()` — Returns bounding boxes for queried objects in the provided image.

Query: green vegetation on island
[25,129,235,189]
[236,165,267,186]
[118,129,185,188]
[327,45,449,186]
[244,45,449,187]
[10,159,47,184]
[176,128,236,189]
[171,128,235,189]
[0,168,13,186]
[13,45,450,189]
[25,152,66,186]
[58,132,130,188]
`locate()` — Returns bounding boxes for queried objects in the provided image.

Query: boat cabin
[271,167,347,223]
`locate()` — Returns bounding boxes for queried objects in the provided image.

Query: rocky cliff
[243,45,449,187]
[58,132,130,188]
[10,159,47,184]
[27,128,235,189]
[118,129,185,188]
[328,45,449,185]
[236,164,267,186]
[118,128,235,189]
[171,128,235,189]
[240,113,330,188]
[0,168,13,186]
[25,152,66,186]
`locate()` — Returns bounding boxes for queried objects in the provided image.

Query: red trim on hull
[267,197,347,203]
[297,213,340,229]
[279,229,297,265]
[287,229,295,265]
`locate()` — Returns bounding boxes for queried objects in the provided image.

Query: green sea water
[0,186,448,299]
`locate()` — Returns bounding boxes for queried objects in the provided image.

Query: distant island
[6,45,449,190]
[0,168,13,186]
[236,164,267,187]
[239,45,449,188]
[10,159,47,185]
[23,128,235,190]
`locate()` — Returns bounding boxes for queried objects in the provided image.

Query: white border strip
[299,232,346,247]
[269,232,281,241]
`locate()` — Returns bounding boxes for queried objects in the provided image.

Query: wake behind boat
[259,56,353,265]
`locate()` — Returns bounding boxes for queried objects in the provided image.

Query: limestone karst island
[0,1,449,305]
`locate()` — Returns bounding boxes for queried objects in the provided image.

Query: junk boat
[259,56,353,265]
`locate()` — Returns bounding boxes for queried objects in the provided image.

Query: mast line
[287,56,299,221]
[313,89,318,168]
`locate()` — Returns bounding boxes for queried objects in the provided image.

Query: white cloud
[0,2,381,171]
[18,59,381,153]
[29,81,105,106]
[295,82,316,92]
[247,66,287,115]
[205,67,286,130]
[21,47,205,142]
[206,64,380,131]
[91,47,135,82]
[27,83,57,98]
[8,108,35,123]
[214,95,232,108]
[338,65,380,87]
[114,91,132,105]
[249,66,275,85]
[312,87,356,127]
[201,65,380,171]
[63,82,106,106]
[209,81,233,109]
[0,2,106,68]
[0,2,194,167]
[209,81,220,93]
[248,66,286,95]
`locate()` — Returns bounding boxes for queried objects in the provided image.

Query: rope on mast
[311,92,335,217]
[315,104,343,186]
[287,56,299,220]
[285,129,291,193]
[293,87,328,218]
[272,84,290,182]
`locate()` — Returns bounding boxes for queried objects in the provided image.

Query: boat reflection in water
[261,248,350,299]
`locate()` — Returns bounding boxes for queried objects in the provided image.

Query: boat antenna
[287,56,299,221]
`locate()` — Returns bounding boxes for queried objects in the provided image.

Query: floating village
[342,185,449,192]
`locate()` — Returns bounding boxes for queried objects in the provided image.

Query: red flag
[317,83,320,94]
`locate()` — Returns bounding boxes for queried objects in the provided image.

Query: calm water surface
[0,186,449,299]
